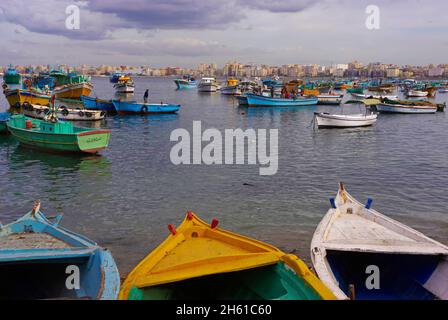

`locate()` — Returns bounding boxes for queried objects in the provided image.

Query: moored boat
[245,94,318,107]
[23,104,105,121]
[119,212,336,300]
[114,77,135,94]
[198,77,219,92]
[314,112,377,128]
[174,75,197,90]
[54,82,93,100]
[0,201,120,300]
[311,183,448,300]
[0,112,10,134]
[317,94,344,105]
[2,65,21,85]
[7,114,111,154]
[406,89,428,98]
[350,92,398,100]
[3,88,51,108]
[81,95,115,113]
[236,95,249,106]
[376,102,437,114]
[220,79,241,95]
[112,100,181,115]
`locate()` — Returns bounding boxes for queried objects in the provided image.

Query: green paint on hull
[7,115,111,154]
[127,262,322,300]
[3,74,21,85]
[0,122,7,134]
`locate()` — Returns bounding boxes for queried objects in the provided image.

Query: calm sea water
[1,77,447,275]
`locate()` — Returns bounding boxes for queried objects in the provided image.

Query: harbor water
[1,77,447,275]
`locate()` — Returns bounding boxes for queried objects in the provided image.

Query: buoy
[168,224,177,235]
[211,219,219,229]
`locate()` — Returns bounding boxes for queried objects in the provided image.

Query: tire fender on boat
[79,111,85,117]
[85,111,92,118]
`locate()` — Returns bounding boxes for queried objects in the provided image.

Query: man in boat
[144,89,149,103]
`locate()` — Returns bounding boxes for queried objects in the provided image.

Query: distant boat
[112,100,181,115]
[346,87,364,94]
[438,88,448,93]
[119,212,336,300]
[2,64,21,85]
[317,94,344,105]
[81,95,115,113]
[174,75,197,89]
[311,183,448,300]
[376,102,437,114]
[7,114,111,154]
[314,112,377,128]
[114,76,135,94]
[54,82,93,100]
[4,88,51,109]
[245,94,318,107]
[406,90,428,98]
[220,79,241,96]
[23,104,105,121]
[198,77,220,92]
[0,201,120,300]
[0,112,10,134]
[110,72,123,83]
[351,92,398,100]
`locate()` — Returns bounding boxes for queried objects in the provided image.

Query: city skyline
[1,0,448,67]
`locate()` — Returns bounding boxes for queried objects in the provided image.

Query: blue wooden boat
[236,95,248,106]
[0,112,10,134]
[174,75,197,89]
[112,100,181,115]
[0,201,120,300]
[312,183,448,300]
[81,95,115,113]
[245,94,318,107]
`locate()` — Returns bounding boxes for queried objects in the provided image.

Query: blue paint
[0,209,120,300]
[330,198,337,209]
[365,198,373,209]
[112,100,181,115]
[81,95,115,113]
[245,94,318,107]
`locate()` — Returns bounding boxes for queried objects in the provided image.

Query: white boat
[311,183,448,300]
[314,112,377,128]
[407,90,428,98]
[198,77,219,92]
[376,103,437,114]
[114,77,135,94]
[317,94,344,105]
[23,104,105,121]
[438,88,448,93]
[220,79,241,96]
[351,93,398,100]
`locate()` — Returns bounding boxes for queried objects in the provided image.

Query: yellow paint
[226,79,238,86]
[119,212,336,300]
[54,86,92,100]
[5,89,51,108]
[303,89,319,96]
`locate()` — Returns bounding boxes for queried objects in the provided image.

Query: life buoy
[60,107,69,116]
[141,105,148,113]
[36,109,42,115]
[78,111,85,117]
[85,111,92,118]
[24,79,32,88]
[100,111,106,117]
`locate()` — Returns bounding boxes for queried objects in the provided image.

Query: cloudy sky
[0,0,447,67]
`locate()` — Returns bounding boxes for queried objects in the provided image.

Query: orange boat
[54,82,93,100]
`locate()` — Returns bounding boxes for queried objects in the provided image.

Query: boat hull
[81,95,115,112]
[221,86,241,96]
[246,94,318,107]
[7,116,111,154]
[236,95,248,106]
[24,105,105,121]
[4,89,51,108]
[174,79,197,90]
[54,83,93,100]
[315,113,377,128]
[377,103,437,114]
[317,95,343,105]
[112,100,181,115]
[0,113,9,134]
[114,83,135,94]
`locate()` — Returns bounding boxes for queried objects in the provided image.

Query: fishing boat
[3,88,51,108]
[114,77,135,94]
[0,201,120,300]
[7,113,111,154]
[346,87,364,94]
[311,183,448,300]
[112,100,181,115]
[406,90,428,98]
[198,77,220,92]
[119,212,336,300]
[0,112,9,134]
[376,102,437,114]
[23,104,105,121]
[367,84,395,93]
[81,95,115,113]
[109,71,123,84]
[314,112,377,128]
[439,88,448,93]
[317,94,344,105]
[220,79,241,96]
[236,95,249,106]
[2,65,21,85]
[54,82,93,100]
[245,94,318,107]
[350,92,398,100]
[174,75,197,90]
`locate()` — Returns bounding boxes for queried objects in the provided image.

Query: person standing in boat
[143,89,149,103]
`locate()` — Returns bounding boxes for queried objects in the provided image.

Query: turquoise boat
[3,65,21,85]
[112,100,181,115]
[0,112,10,134]
[0,201,120,300]
[81,95,115,113]
[245,94,318,107]
[174,75,197,90]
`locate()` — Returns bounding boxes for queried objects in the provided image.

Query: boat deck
[0,233,72,250]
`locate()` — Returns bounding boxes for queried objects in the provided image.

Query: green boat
[347,87,364,94]
[3,65,21,85]
[7,114,111,154]
[0,112,9,134]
